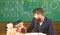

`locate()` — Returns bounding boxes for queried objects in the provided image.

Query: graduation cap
[13,19,22,25]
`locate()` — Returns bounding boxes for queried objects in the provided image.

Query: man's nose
[34,15,36,18]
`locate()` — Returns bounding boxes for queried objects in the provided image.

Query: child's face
[19,22,23,26]
[17,22,24,29]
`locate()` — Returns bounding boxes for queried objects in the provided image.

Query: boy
[14,20,27,34]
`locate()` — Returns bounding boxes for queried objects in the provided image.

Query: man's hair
[33,8,44,15]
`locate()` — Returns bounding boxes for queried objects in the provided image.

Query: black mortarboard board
[14,19,22,25]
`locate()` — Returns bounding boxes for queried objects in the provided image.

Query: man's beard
[35,18,41,23]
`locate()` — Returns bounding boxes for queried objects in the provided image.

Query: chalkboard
[0,0,60,22]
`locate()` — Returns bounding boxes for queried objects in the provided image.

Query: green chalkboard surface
[0,0,60,22]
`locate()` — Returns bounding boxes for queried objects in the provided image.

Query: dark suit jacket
[27,17,56,35]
